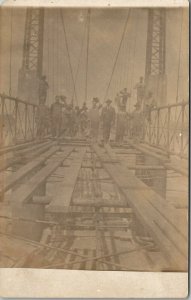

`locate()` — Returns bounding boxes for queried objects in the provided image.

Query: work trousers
[103,123,112,143]
[52,118,62,137]
[90,121,99,142]
[37,120,46,139]
[115,113,126,143]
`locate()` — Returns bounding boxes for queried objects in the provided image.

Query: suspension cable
[118,42,125,92]
[85,9,91,103]
[176,8,183,103]
[60,10,78,105]
[47,9,50,104]
[52,11,55,100]
[56,9,59,95]
[122,23,130,89]
[129,9,138,93]
[129,9,139,112]
[103,9,131,101]
[71,13,88,104]
[9,8,13,96]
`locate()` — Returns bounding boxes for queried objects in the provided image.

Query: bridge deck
[0,138,188,271]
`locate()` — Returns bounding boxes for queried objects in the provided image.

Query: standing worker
[73,106,80,136]
[131,102,144,142]
[115,88,131,144]
[134,76,145,108]
[101,99,115,144]
[88,97,100,143]
[39,75,49,103]
[36,98,49,139]
[50,96,63,137]
[143,91,156,122]
[79,106,88,136]
[80,102,88,113]
[59,95,67,135]
[120,88,131,107]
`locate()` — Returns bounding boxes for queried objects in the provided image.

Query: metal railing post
[167,105,170,154]
[149,113,152,144]
[14,100,18,142]
[156,108,160,146]
[32,105,36,139]
[0,96,5,146]
[180,103,185,157]
[24,103,28,140]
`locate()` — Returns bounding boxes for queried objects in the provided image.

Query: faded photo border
[0,0,189,298]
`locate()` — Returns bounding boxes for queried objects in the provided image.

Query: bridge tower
[145,8,167,105]
[17,8,44,104]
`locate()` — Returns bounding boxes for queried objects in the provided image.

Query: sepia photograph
[0,2,188,280]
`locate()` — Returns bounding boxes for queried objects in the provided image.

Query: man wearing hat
[134,76,145,107]
[88,97,100,142]
[39,75,49,103]
[115,88,131,144]
[101,99,116,144]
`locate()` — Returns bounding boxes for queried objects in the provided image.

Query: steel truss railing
[0,94,37,146]
[143,101,189,158]
[0,94,188,159]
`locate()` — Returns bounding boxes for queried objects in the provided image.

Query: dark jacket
[101,106,115,125]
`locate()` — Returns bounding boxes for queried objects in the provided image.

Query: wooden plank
[140,142,169,156]
[60,142,89,147]
[47,148,86,212]
[26,142,57,160]
[9,147,73,204]
[0,142,56,172]
[164,162,188,177]
[14,141,53,157]
[0,146,59,194]
[104,144,187,237]
[46,205,132,216]
[140,143,188,176]
[92,144,187,270]
[127,140,170,163]
[115,150,141,155]
[0,152,14,171]
[128,165,165,170]
[109,144,187,229]
[0,140,47,156]
[126,141,188,176]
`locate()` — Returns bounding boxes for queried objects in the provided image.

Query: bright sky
[0,7,189,109]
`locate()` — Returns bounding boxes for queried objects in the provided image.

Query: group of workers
[36,76,156,144]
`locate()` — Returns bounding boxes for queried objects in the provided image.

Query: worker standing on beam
[39,75,49,103]
[134,76,145,108]
[115,88,131,144]
[101,99,116,144]
[50,96,63,137]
